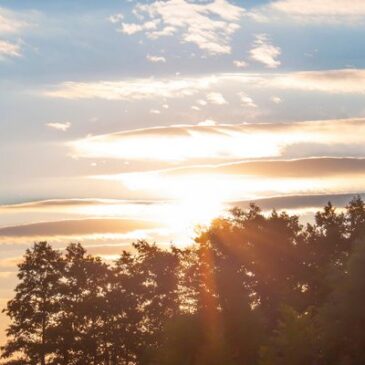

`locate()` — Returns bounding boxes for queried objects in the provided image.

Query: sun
[164,176,227,238]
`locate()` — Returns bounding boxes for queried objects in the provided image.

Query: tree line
[2,197,365,365]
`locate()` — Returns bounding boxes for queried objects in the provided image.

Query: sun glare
[160,177,227,242]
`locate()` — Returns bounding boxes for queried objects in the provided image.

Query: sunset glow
[2,0,365,350]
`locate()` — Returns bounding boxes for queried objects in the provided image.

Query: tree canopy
[2,197,365,365]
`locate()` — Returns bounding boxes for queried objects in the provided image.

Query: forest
[2,197,365,365]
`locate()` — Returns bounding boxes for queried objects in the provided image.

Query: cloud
[266,69,365,93]
[0,7,29,34]
[0,39,21,59]
[69,118,365,162]
[271,96,282,104]
[233,60,248,68]
[43,75,218,100]
[146,54,166,63]
[250,34,281,68]
[115,0,245,55]
[206,92,227,105]
[227,69,365,94]
[150,109,161,114]
[238,92,257,108]
[41,68,365,103]
[120,20,160,35]
[0,198,157,212]
[257,0,365,24]
[232,193,365,211]
[163,157,365,178]
[0,218,162,238]
[46,121,71,131]
[108,13,123,24]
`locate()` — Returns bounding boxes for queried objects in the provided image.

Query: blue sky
[2,0,365,203]
[2,0,365,340]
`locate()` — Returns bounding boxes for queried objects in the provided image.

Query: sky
[2,0,365,343]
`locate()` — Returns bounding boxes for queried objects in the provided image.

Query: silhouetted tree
[259,306,318,365]
[319,238,365,365]
[1,242,64,365]
[2,198,365,365]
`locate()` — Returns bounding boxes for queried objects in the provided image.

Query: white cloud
[0,7,29,34]
[269,0,365,23]
[69,118,365,162]
[108,13,123,24]
[46,122,71,132]
[197,119,217,126]
[116,0,245,55]
[267,69,365,93]
[43,75,218,100]
[250,34,281,68]
[238,92,257,108]
[0,40,21,59]
[146,54,166,63]
[150,109,161,114]
[197,99,208,106]
[206,92,227,105]
[271,96,282,104]
[120,19,160,35]
[233,59,248,68]
[42,68,365,104]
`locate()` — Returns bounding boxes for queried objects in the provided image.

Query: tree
[320,238,365,365]
[259,306,318,365]
[58,243,110,365]
[1,242,64,365]
[2,198,365,365]
[106,249,144,365]
[132,241,181,364]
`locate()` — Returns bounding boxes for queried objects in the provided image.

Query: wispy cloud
[271,96,282,104]
[233,60,248,68]
[238,92,257,108]
[120,20,160,35]
[0,7,30,34]
[0,218,161,238]
[69,118,365,162]
[250,34,281,68]
[108,13,123,24]
[206,92,227,105]
[43,75,218,100]
[46,121,71,131]
[0,39,21,59]
[162,157,365,178]
[146,54,166,63]
[265,69,365,93]
[114,0,245,55]
[41,68,365,102]
[256,0,365,24]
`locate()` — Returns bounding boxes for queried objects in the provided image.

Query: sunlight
[71,128,285,162]
[165,182,226,237]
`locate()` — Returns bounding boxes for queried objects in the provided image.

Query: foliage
[2,197,365,364]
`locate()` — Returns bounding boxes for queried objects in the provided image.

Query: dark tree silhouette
[1,242,64,365]
[2,197,365,365]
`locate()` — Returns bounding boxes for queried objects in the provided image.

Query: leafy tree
[320,238,365,365]
[106,249,144,365]
[60,243,110,365]
[2,197,365,365]
[132,241,181,364]
[1,242,64,365]
[259,306,318,365]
